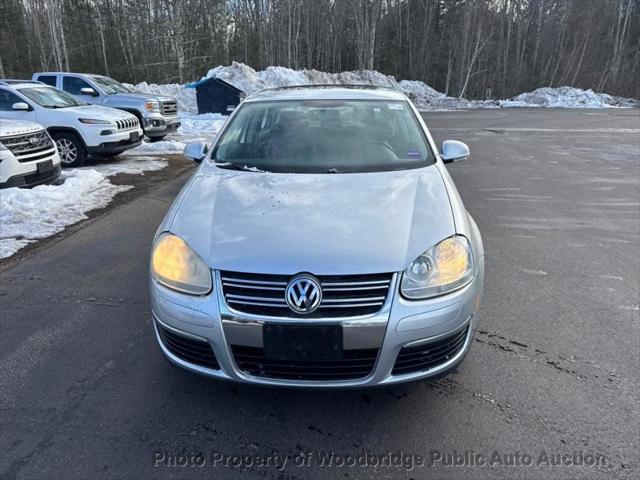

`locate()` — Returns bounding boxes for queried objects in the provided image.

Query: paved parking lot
[1,108,638,479]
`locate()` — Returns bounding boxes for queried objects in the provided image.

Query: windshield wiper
[216,162,265,172]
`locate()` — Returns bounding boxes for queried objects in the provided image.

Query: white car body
[0,82,142,164]
[0,119,61,188]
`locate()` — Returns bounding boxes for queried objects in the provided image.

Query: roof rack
[248,83,401,99]
[0,79,44,86]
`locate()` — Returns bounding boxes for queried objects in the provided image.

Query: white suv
[0,81,143,166]
[0,119,61,188]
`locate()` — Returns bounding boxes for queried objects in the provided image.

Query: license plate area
[263,325,343,361]
[130,131,140,142]
[37,160,53,174]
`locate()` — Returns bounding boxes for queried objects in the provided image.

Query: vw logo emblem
[285,275,322,314]
[28,136,39,145]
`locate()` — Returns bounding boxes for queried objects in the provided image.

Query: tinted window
[37,75,57,87]
[62,76,92,95]
[213,100,433,173]
[0,89,25,111]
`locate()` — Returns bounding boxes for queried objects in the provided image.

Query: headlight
[151,233,212,295]
[401,235,474,299]
[78,118,111,124]
[144,101,160,112]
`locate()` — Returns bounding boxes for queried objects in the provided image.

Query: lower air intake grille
[392,326,469,375]
[220,271,393,318]
[231,345,378,381]
[156,322,219,369]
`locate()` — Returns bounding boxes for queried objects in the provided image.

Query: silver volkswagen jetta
[150,85,484,387]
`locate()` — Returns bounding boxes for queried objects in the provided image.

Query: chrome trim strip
[322,296,385,303]
[321,280,390,287]
[154,315,210,342]
[402,315,472,349]
[220,276,288,286]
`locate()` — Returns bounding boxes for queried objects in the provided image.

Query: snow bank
[201,62,467,109]
[126,81,197,113]
[132,62,637,111]
[500,86,639,108]
[0,158,167,259]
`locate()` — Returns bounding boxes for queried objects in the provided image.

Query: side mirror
[80,87,98,97]
[12,102,30,111]
[441,140,470,163]
[183,141,208,163]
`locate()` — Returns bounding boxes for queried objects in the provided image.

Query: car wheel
[146,135,166,143]
[54,133,86,167]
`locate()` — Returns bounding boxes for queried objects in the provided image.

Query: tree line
[1,0,638,99]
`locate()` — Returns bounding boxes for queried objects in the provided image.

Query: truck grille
[115,117,139,131]
[161,101,178,116]
[392,326,469,376]
[231,345,378,381]
[1,130,56,163]
[220,271,393,318]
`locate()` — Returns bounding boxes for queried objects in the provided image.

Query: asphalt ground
[0,108,638,479]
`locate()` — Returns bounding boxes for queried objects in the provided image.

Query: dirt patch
[0,154,194,272]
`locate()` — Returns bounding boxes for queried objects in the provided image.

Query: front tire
[53,132,86,167]
[146,135,166,142]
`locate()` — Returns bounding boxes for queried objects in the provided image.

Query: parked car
[149,85,485,388]
[0,81,142,166]
[0,119,61,188]
[32,72,180,141]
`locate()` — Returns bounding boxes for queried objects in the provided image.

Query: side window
[0,89,25,111]
[36,75,57,87]
[62,76,92,95]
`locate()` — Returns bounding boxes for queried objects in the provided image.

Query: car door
[61,75,101,105]
[0,88,37,122]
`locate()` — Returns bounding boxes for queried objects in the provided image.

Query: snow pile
[201,62,467,109]
[130,112,227,154]
[127,81,197,113]
[0,159,167,259]
[131,62,638,111]
[500,86,639,108]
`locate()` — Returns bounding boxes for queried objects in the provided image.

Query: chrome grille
[115,116,139,131]
[161,100,178,116]
[1,130,56,163]
[220,271,393,318]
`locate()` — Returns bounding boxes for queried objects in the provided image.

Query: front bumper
[142,114,181,137]
[0,150,62,188]
[87,130,142,157]
[150,258,484,388]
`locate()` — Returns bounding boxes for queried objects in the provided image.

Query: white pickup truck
[0,80,142,167]
[32,73,180,141]
[0,119,61,188]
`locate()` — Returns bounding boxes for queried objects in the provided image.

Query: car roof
[35,72,102,77]
[245,85,409,102]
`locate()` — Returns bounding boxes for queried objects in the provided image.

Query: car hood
[103,93,175,104]
[59,105,136,121]
[0,119,43,136]
[169,165,455,275]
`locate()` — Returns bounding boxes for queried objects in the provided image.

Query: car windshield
[89,75,132,94]
[19,86,88,108]
[213,99,434,173]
